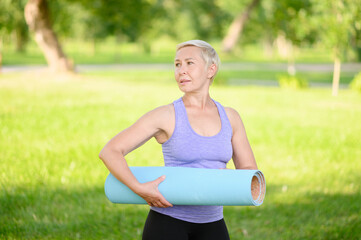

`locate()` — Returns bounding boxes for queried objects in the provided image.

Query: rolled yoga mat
[105,166,266,206]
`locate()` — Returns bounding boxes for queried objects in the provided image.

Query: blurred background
[1,0,361,239]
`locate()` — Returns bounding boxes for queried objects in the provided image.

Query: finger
[150,177,172,207]
[158,195,173,207]
[155,176,173,206]
[149,200,163,208]
[155,201,163,208]
[153,175,166,185]
[147,195,172,208]
[155,202,166,208]
[148,197,172,208]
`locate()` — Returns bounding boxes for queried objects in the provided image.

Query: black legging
[142,210,230,240]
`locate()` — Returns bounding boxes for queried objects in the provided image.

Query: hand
[136,175,173,208]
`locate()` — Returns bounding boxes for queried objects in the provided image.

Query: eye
[175,63,181,67]
[187,61,194,65]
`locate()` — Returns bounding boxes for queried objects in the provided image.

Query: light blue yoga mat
[105,166,266,206]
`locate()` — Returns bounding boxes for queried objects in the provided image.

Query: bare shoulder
[158,103,175,115]
[145,103,174,143]
[224,106,242,123]
[224,106,246,135]
[146,103,174,121]
[140,103,174,132]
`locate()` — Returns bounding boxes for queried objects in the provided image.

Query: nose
[179,64,187,75]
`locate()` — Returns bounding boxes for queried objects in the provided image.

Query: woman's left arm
[226,107,258,170]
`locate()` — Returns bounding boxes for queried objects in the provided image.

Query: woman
[99,40,258,240]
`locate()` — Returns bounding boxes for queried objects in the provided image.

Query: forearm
[99,149,142,194]
[99,148,173,208]
[235,164,258,170]
[233,149,258,170]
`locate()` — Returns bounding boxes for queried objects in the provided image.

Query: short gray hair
[176,40,220,81]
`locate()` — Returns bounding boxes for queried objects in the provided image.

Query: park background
[1,0,361,239]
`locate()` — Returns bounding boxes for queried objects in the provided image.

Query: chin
[178,85,189,91]
[178,86,194,93]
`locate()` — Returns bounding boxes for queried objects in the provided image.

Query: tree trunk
[332,55,341,96]
[287,44,296,76]
[0,37,2,73]
[275,34,289,58]
[287,59,296,76]
[0,53,2,74]
[15,25,29,52]
[91,38,96,56]
[262,36,273,58]
[24,0,73,72]
[275,34,296,75]
[221,0,260,53]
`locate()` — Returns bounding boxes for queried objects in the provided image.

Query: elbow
[98,149,106,162]
[99,146,111,163]
[98,146,125,163]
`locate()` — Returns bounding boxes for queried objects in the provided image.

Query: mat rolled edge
[251,170,266,206]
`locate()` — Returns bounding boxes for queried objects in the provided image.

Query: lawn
[1,71,360,239]
[3,39,359,87]
[2,39,335,66]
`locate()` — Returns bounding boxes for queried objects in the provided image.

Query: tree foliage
[265,0,315,46]
[66,0,158,41]
[308,0,361,95]
[0,0,29,51]
[310,0,356,58]
[1,0,361,62]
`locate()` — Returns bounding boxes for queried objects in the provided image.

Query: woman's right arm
[99,105,174,208]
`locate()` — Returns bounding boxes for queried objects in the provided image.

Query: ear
[207,64,217,79]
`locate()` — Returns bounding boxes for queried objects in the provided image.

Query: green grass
[83,68,358,88]
[218,70,357,85]
[2,38,337,66]
[3,39,359,87]
[1,71,361,239]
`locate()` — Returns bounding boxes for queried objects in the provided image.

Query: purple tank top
[151,97,233,223]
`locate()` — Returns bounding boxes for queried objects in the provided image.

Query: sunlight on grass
[1,72,360,239]
[2,38,335,66]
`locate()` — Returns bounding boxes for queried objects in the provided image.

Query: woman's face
[174,46,215,93]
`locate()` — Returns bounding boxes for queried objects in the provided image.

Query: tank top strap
[172,98,183,114]
[213,99,233,136]
[172,98,188,133]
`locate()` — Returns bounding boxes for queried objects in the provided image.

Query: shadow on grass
[0,185,148,240]
[225,185,361,240]
[1,184,360,240]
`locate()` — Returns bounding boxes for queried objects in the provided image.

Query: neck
[182,92,213,110]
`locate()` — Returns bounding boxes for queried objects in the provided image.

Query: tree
[24,0,73,72]
[11,0,30,52]
[0,39,2,73]
[221,0,261,53]
[115,0,230,51]
[182,0,229,41]
[310,0,360,96]
[349,2,361,61]
[72,0,155,41]
[262,0,315,75]
[0,0,30,53]
[0,1,11,73]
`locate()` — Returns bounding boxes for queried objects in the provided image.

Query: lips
[180,79,191,84]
